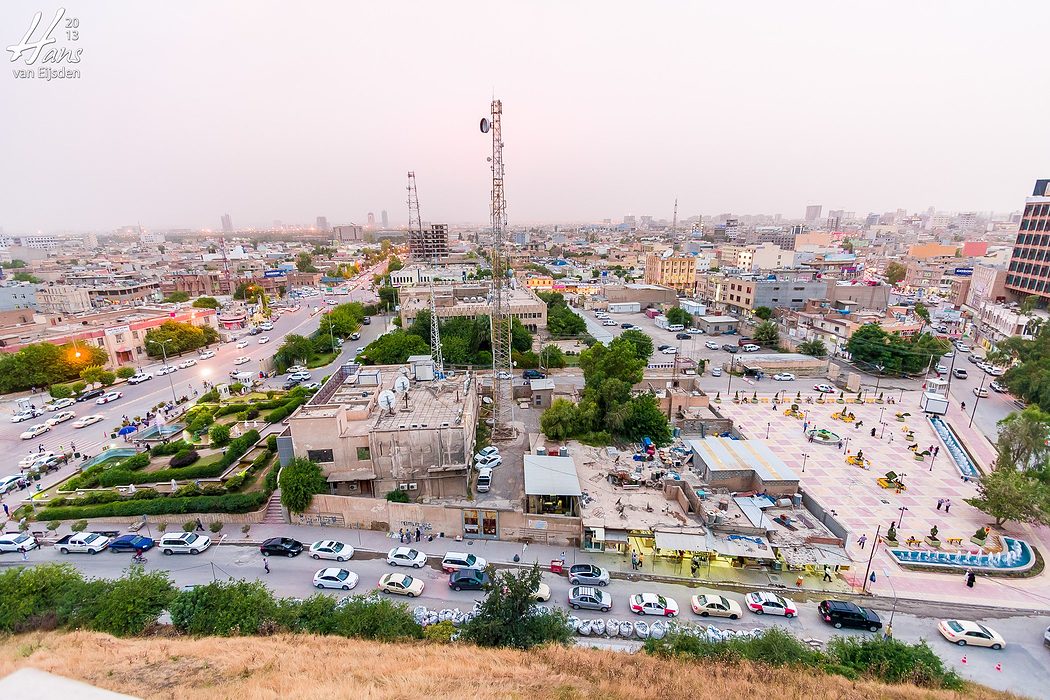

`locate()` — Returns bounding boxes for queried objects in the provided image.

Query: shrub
[46,520,61,532]
[198,389,220,403]
[183,521,196,532]
[224,473,247,491]
[646,627,822,667]
[75,568,176,637]
[460,565,572,649]
[329,595,423,641]
[385,489,410,503]
[267,397,304,424]
[423,619,456,643]
[97,460,227,488]
[209,521,224,533]
[264,463,280,493]
[50,384,73,399]
[151,440,191,456]
[229,382,245,394]
[130,488,160,500]
[214,403,248,418]
[169,579,278,636]
[0,563,84,632]
[279,457,327,514]
[266,434,278,452]
[71,520,87,533]
[186,411,214,434]
[169,450,200,468]
[121,453,152,471]
[245,407,260,420]
[209,424,231,447]
[157,522,168,532]
[826,636,963,690]
[36,492,269,521]
[70,381,87,395]
[115,367,137,379]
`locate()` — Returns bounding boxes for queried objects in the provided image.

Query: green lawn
[307,350,339,368]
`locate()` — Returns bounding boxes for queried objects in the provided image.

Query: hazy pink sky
[2,1,1048,232]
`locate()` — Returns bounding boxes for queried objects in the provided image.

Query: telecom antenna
[407,172,444,376]
[219,237,232,294]
[672,198,678,236]
[480,99,512,436]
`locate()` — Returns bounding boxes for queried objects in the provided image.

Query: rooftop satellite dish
[480,118,490,134]
[394,375,411,393]
[398,366,410,376]
[378,390,397,413]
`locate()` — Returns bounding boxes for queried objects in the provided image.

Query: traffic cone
[995,663,1002,672]
[961,655,967,664]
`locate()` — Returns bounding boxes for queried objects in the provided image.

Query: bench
[945,537,963,546]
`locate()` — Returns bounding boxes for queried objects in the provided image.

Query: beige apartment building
[399,283,546,332]
[35,284,93,314]
[643,253,697,294]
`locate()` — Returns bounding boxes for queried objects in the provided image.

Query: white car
[260,322,274,331]
[302,382,322,391]
[46,410,76,427]
[602,320,617,326]
[199,350,216,359]
[441,552,488,572]
[156,365,177,376]
[496,370,512,380]
[690,594,743,619]
[289,370,311,381]
[95,391,123,405]
[258,336,271,344]
[236,340,249,349]
[10,408,43,423]
[687,328,702,334]
[234,356,250,365]
[47,398,76,411]
[813,384,835,393]
[745,591,797,617]
[178,358,197,369]
[386,546,427,568]
[935,365,948,374]
[20,423,50,440]
[973,387,989,398]
[127,372,152,385]
[741,344,761,352]
[474,446,500,461]
[475,454,503,469]
[629,593,679,617]
[0,532,38,553]
[956,344,972,353]
[313,567,359,591]
[158,532,211,555]
[72,414,105,429]
[308,540,355,562]
[0,475,23,494]
[287,365,307,373]
[937,619,1005,649]
[661,347,678,355]
[772,373,796,382]
[705,341,719,350]
[354,347,365,356]
[19,451,57,470]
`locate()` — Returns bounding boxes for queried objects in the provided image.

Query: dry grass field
[0,631,1023,700]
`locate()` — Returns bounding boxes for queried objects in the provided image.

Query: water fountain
[927,416,981,479]
[889,536,1035,574]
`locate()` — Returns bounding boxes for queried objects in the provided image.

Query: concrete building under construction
[409,223,450,262]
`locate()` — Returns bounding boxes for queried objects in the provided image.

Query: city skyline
[3,2,1049,232]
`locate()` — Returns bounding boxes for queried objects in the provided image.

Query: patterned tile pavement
[716,390,1050,611]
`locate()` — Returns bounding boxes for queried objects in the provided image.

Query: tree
[1020,294,1040,317]
[884,262,907,285]
[360,331,431,364]
[318,302,366,340]
[378,286,397,309]
[616,393,672,443]
[618,329,653,360]
[279,457,328,514]
[164,291,190,303]
[510,318,533,353]
[273,334,317,371]
[547,305,586,337]
[993,406,1050,472]
[296,253,319,273]
[143,321,219,357]
[753,306,773,321]
[797,338,828,358]
[115,367,136,379]
[913,302,931,333]
[460,565,572,649]
[966,466,1050,528]
[80,365,106,386]
[753,320,779,347]
[192,296,220,310]
[386,255,404,273]
[539,344,567,369]
[12,271,41,283]
[0,341,108,394]
[540,399,581,441]
[665,307,692,327]
[209,424,231,448]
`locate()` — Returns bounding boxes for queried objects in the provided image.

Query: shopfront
[462,508,499,539]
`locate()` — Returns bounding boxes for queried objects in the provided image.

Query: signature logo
[7,8,82,66]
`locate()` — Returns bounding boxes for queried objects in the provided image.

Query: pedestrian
[70,442,76,453]
[889,433,894,444]
[803,421,809,433]
[19,546,27,561]
[933,445,940,457]
[415,527,421,542]
[690,555,700,577]
[945,499,951,513]
[965,569,975,588]
[822,565,832,582]
[263,557,270,574]
[398,528,405,543]
[195,517,204,531]
[937,498,944,510]
[858,534,867,549]
[870,427,877,437]
[38,443,44,453]
[868,571,877,588]
[631,550,638,570]
[2,503,8,518]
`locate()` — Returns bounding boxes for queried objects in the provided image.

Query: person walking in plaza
[933,445,940,457]
[944,498,951,513]
[630,550,638,570]
[822,565,832,582]
[195,517,204,531]
[857,534,867,549]
[18,546,27,561]
[263,556,270,574]
[965,569,975,588]
[2,503,8,518]
[937,498,944,511]
[415,527,421,542]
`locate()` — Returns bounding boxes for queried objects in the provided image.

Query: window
[356,446,371,461]
[307,449,334,463]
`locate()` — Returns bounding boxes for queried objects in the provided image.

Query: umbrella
[117,425,138,436]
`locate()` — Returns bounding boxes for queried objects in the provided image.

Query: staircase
[262,491,285,524]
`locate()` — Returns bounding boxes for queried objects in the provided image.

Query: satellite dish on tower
[394,375,411,393]
[378,390,397,414]
[480,117,491,134]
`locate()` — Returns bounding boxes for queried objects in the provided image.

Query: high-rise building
[367,212,376,229]
[805,205,822,222]
[316,216,329,232]
[221,213,233,233]
[381,210,389,228]
[409,223,450,261]
[333,224,364,242]
[1005,179,1050,301]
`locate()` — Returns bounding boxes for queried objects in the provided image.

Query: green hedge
[214,403,249,418]
[151,440,191,457]
[97,460,227,488]
[37,492,268,520]
[267,398,304,423]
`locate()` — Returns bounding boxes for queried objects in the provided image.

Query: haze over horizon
[2,1,1049,233]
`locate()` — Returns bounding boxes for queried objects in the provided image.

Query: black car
[657,345,671,351]
[362,317,371,325]
[449,568,491,591]
[817,599,882,632]
[522,369,545,380]
[76,388,105,402]
[283,378,302,390]
[620,323,634,329]
[108,534,155,553]
[260,537,304,558]
[676,333,691,340]
[721,344,739,353]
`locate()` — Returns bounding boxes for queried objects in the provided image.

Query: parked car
[441,552,487,573]
[46,410,76,427]
[745,591,797,617]
[199,350,216,359]
[19,451,57,470]
[32,454,69,473]
[935,364,949,374]
[602,319,617,326]
[690,594,743,619]
[568,586,612,611]
[973,387,989,398]
[289,370,311,381]
[0,532,38,553]
[55,532,111,554]
[260,322,274,331]
[818,600,882,631]
[568,563,610,586]
[741,344,761,352]
[386,546,427,568]
[522,369,545,380]
[772,373,796,382]
[990,381,1008,393]
[378,572,424,597]
[260,537,304,557]
[953,368,968,379]
[234,356,250,365]
[72,414,105,429]
[475,453,503,469]
[350,332,361,340]
[158,532,211,555]
[20,423,50,440]
[127,372,153,385]
[258,336,271,344]
[236,340,250,348]
[76,388,105,402]
[96,391,123,405]
[705,341,719,350]
[709,367,722,377]
[721,344,739,353]
[676,333,691,340]
[11,408,44,423]
[813,383,835,393]
[313,567,359,591]
[309,540,355,562]
[0,475,23,495]
[937,619,1005,649]
[156,365,177,375]
[531,582,552,601]
[687,328,702,334]
[46,398,76,411]
[449,568,491,591]
[283,377,302,390]
[178,358,198,369]
[620,323,634,329]
[956,343,972,353]
[108,534,155,553]
[629,593,679,617]
[474,446,500,461]
[302,382,322,391]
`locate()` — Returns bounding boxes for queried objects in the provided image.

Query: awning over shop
[586,526,607,541]
[604,530,629,543]
[327,468,377,482]
[706,533,776,560]
[653,530,708,552]
[778,545,853,568]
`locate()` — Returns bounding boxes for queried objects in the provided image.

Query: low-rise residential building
[643,253,697,294]
[35,284,93,314]
[399,283,546,332]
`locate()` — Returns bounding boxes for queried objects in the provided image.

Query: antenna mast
[482,99,512,436]
[408,171,444,376]
[219,237,232,294]
[672,198,678,236]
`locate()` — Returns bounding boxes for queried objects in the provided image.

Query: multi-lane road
[5,540,1046,697]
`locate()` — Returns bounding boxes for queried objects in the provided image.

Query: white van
[476,467,493,493]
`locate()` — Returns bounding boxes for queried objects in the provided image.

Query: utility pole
[861,524,881,594]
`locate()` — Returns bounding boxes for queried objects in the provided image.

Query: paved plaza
[717,388,1050,611]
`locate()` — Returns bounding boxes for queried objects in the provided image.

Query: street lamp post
[766,422,770,439]
[150,338,179,405]
[872,364,884,401]
[726,356,735,397]
[897,505,908,528]
[801,452,809,473]
[882,568,898,630]
[969,373,986,428]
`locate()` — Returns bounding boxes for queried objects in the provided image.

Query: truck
[737,337,755,347]
[55,532,112,554]
[654,315,684,332]
[645,308,661,319]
